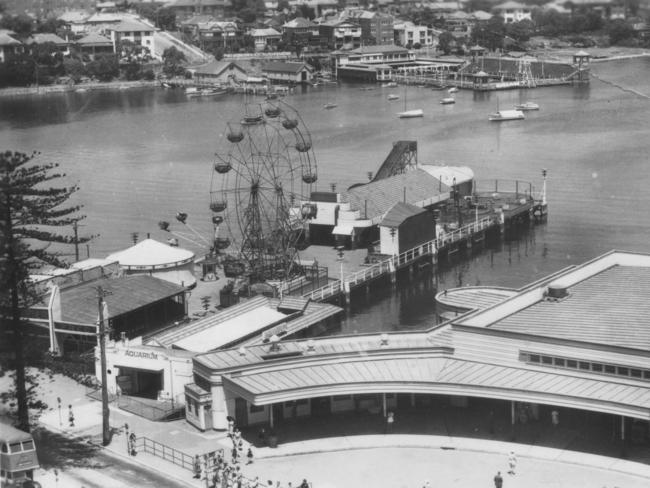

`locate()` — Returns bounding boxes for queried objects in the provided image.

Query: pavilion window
[617,367,629,376]
[643,370,650,379]
[553,358,565,367]
[541,356,552,365]
[630,369,642,378]
[592,363,603,372]
[604,365,616,374]
[579,362,590,370]
[566,360,577,368]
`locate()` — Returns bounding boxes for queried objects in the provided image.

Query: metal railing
[303,217,496,301]
[118,395,184,421]
[135,436,194,471]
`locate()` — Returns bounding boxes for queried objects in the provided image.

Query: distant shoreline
[0,79,159,98]
[0,50,647,98]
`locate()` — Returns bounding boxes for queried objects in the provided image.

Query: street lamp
[335,245,345,286]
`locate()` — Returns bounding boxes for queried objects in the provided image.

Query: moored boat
[398,109,424,118]
[514,101,540,111]
[447,87,459,93]
[489,109,525,121]
[387,94,400,101]
[323,102,337,109]
[186,87,227,98]
[440,97,455,105]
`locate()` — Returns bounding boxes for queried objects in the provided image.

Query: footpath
[34,390,650,488]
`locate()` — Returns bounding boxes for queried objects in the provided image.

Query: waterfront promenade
[33,390,650,488]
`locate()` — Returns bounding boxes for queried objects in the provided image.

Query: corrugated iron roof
[436,287,517,311]
[489,266,650,350]
[225,356,650,414]
[263,62,312,74]
[343,169,450,221]
[380,202,427,228]
[59,275,185,324]
[76,33,112,45]
[194,60,247,76]
[195,326,452,371]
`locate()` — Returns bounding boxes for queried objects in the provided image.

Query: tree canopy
[1,150,91,431]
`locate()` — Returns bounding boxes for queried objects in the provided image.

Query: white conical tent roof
[106,239,194,268]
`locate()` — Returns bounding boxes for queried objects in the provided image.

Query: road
[33,428,192,488]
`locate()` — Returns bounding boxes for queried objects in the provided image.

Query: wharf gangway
[303,216,496,303]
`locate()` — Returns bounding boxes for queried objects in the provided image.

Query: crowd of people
[191,417,313,488]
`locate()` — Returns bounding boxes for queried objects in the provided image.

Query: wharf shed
[193,60,248,85]
[262,61,314,84]
[307,169,451,247]
[184,251,650,443]
[379,202,436,256]
[15,264,187,356]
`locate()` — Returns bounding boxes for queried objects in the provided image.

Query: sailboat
[489,98,524,121]
[397,85,423,118]
[323,88,337,110]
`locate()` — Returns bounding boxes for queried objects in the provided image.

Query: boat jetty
[276,142,548,306]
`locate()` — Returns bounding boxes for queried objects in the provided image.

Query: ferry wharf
[294,175,548,306]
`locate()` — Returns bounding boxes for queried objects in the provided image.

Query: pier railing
[303,217,496,301]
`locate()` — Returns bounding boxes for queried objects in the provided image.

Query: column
[210,383,229,431]
[269,405,274,429]
[382,393,387,417]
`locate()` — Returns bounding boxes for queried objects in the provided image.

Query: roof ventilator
[545,281,570,302]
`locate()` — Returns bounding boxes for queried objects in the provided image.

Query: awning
[332,225,354,236]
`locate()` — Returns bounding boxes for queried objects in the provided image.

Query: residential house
[194,21,243,52]
[84,12,123,34]
[26,33,69,56]
[193,59,248,85]
[249,28,281,51]
[492,1,533,23]
[345,10,394,45]
[58,10,91,36]
[109,19,156,57]
[393,21,433,48]
[0,30,23,62]
[163,0,229,23]
[444,11,472,40]
[262,61,314,84]
[281,17,320,49]
[73,32,114,60]
[319,19,362,50]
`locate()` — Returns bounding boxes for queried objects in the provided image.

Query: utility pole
[73,222,79,262]
[96,286,112,446]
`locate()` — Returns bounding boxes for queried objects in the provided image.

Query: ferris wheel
[209,100,318,283]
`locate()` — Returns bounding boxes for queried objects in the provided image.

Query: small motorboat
[387,81,398,87]
[323,102,337,110]
[489,109,525,121]
[186,87,226,98]
[398,109,424,118]
[440,97,455,105]
[447,87,459,93]
[387,94,400,101]
[514,101,540,111]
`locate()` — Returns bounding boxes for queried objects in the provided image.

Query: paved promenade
[35,394,650,488]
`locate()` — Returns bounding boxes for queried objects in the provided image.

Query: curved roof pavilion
[193,251,650,421]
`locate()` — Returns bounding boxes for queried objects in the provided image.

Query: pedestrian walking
[493,471,503,488]
[193,455,202,479]
[551,409,559,428]
[68,405,75,427]
[507,451,517,475]
[247,447,254,464]
[385,411,394,434]
[258,427,266,446]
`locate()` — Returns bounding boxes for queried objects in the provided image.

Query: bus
[0,423,40,487]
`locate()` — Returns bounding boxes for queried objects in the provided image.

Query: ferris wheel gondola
[210,100,318,282]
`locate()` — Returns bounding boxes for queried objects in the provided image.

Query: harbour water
[1,57,649,334]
